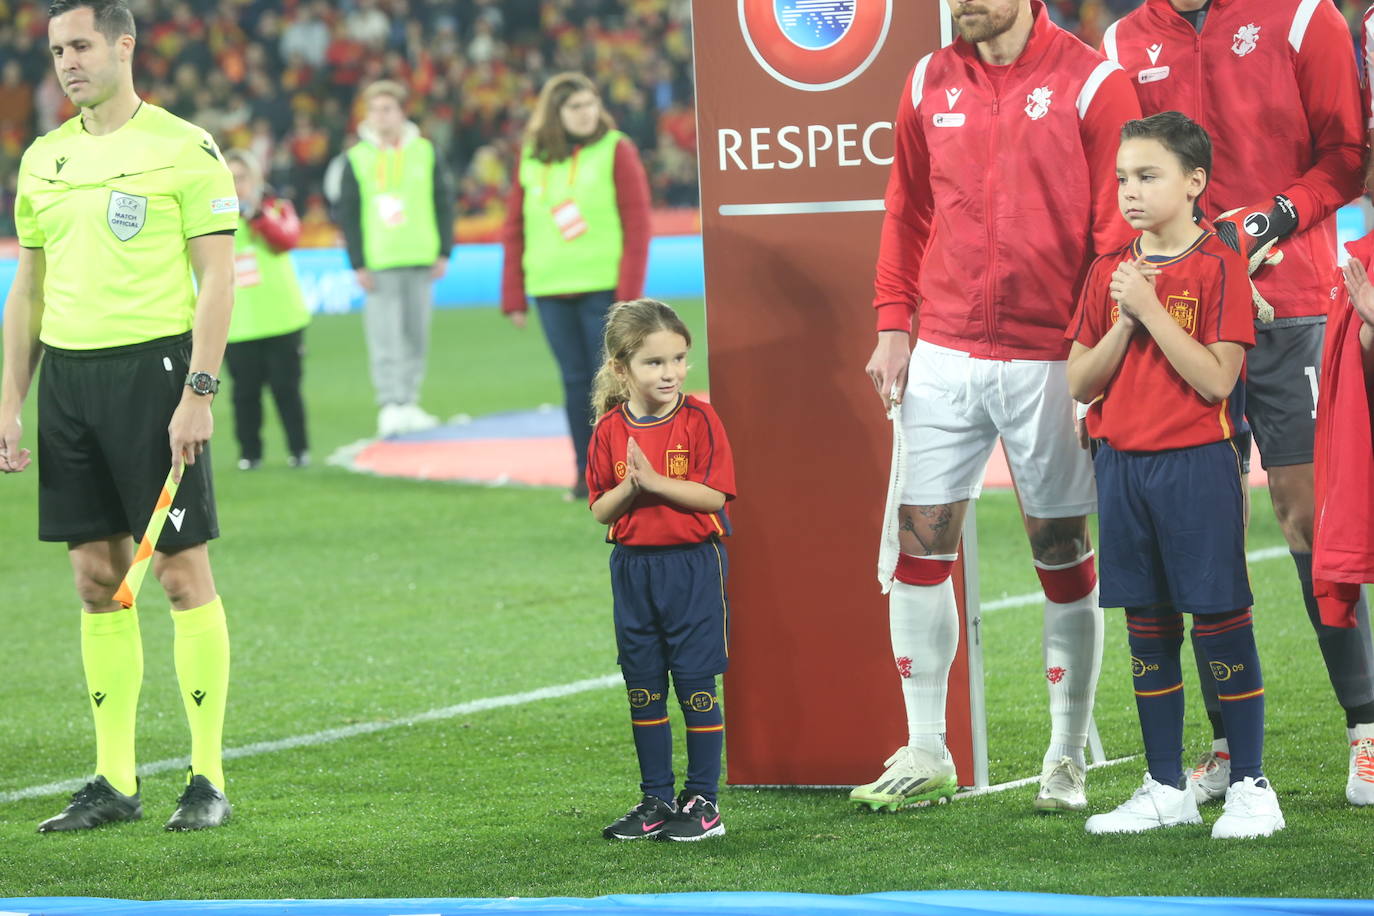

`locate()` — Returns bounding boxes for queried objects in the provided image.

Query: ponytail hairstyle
[524,71,615,163]
[590,298,693,418]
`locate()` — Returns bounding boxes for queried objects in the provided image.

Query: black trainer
[165,773,231,831]
[602,794,676,840]
[37,776,142,833]
[658,792,725,841]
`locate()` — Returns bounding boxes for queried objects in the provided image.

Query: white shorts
[898,340,1096,518]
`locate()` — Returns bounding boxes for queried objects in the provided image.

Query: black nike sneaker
[602,794,677,840]
[37,776,142,833]
[165,773,231,831]
[658,792,726,841]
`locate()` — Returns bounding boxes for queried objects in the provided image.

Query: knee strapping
[1035,552,1097,604]
[895,553,958,586]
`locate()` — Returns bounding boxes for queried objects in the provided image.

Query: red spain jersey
[586,394,736,546]
[1103,0,1364,319]
[1067,232,1255,452]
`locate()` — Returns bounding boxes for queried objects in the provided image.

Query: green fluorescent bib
[228,212,310,343]
[520,130,623,297]
[347,137,441,270]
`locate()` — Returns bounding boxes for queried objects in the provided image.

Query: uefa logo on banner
[738,0,893,92]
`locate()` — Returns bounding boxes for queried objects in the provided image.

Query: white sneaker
[1084,774,1201,834]
[377,404,406,438]
[1188,750,1230,805]
[1346,738,1374,806]
[848,746,956,812]
[400,403,439,432]
[1034,756,1087,812]
[1212,776,1284,838]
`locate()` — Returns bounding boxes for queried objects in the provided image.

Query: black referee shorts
[37,332,219,547]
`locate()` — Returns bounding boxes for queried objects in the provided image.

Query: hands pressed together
[1108,257,1161,325]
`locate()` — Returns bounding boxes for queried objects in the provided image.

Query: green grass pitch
[0,301,1369,900]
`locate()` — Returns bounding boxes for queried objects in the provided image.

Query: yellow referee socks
[80,605,144,797]
[172,597,230,789]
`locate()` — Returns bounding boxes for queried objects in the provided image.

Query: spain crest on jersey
[1166,293,1198,335]
[666,448,690,480]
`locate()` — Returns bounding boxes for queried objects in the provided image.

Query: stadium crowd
[0,0,1368,242]
[0,0,696,240]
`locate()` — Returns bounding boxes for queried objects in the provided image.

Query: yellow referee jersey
[14,102,239,349]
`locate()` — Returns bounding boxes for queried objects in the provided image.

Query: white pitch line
[0,545,1295,805]
[954,755,1139,799]
[980,544,1292,613]
[0,674,622,804]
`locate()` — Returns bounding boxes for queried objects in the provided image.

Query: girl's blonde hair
[590,299,693,418]
[524,71,616,163]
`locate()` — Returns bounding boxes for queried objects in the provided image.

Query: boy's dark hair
[1120,110,1211,183]
[48,0,137,42]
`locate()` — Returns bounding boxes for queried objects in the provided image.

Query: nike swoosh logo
[642,820,664,832]
[700,815,720,830]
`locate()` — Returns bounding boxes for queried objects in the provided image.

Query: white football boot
[849,746,957,812]
[1188,748,1230,805]
[1346,735,1374,806]
[1034,756,1087,812]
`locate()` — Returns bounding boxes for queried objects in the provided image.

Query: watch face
[188,372,217,394]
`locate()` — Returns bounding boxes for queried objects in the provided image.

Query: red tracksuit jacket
[1312,232,1374,627]
[1103,0,1364,319]
[872,0,1140,360]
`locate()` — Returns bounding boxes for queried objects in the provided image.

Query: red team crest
[895,656,913,678]
[738,0,892,91]
[1046,666,1066,685]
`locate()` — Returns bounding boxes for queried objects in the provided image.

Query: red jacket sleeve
[500,163,527,314]
[1079,66,1140,257]
[249,196,302,253]
[872,66,933,334]
[1280,0,1364,231]
[613,137,652,303]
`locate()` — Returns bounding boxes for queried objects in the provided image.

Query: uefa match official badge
[738,0,892,92]
[107,191,147,241]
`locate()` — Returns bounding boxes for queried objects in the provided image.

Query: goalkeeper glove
[1214,195,1298,324]
[1214,194,1298,258]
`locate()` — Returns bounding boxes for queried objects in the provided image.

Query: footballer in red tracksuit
[1103,0,1374,803]
[854,0,1141,815]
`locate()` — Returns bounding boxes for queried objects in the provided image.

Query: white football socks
[1041,578,1102,772]
[889,574,959,758]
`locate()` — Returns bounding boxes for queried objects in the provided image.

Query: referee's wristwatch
[184,371,220,396]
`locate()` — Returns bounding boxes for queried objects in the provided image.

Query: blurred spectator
[338,80,453,438]
[501,72,651,499]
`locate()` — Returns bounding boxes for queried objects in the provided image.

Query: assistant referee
[0,0,236,832]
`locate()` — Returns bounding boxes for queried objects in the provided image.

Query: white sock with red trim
[891,554,959,758]
[1037,553,1102,771]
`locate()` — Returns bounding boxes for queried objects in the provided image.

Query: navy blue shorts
[1095,440,1252,614]
[610,539,730,680]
